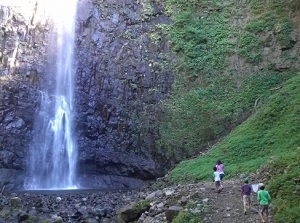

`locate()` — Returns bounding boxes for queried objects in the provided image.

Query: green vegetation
[169,74,300,180]
[159,69,293,157]
[165,2,234,89]
[291,0,300,11]
[134,199,151,212]
[159,0,298,159]
[238,32,263,63]
[168,74,300,221]
[268,149,300,223]
[154,0,300,222]
[159,0,235,156]
[25,217,38,223]
[241,0,293,52]
[172,210,202,223]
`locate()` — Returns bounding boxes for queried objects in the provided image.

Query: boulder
[165,205,182,221]
[117,200,150,223]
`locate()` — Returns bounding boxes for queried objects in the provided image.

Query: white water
[26,0,78,189]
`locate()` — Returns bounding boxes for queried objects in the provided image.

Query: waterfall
[26,0,78,189]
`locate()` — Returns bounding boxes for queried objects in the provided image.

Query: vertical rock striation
[0,0,173,189]
[74,0,173,185]
[0,1,51,189]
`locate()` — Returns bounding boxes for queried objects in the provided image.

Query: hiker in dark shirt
[241,178,252,215]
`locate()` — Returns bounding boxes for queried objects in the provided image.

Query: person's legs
[243,195,247,213]
[264,205,270,223]
[247,196,251,210]
[259,212,265,222]
[259,205,266,223]
[215,181,221,192]
[243,195,250,214]
[219,174,224,188]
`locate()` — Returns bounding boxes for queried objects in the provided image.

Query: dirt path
[118,179,274,223]
[202,180,272,223]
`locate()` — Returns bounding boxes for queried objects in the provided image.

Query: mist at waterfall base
[25,0,78,190]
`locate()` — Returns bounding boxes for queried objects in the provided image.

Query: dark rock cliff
[0,2,50,189]
[74,0,172,182]
[0,0,173,189]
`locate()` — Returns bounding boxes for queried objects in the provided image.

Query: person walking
[213,166,221,193]
[257,184,271,223]
[241,178,252,215]
[216,160,225,189]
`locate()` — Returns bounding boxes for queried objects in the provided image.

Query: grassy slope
[156,1,300,221]
[169,74,300,222]
[158,0,297,158]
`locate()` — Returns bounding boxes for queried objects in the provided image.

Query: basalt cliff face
[0,0,172,189]
[74,0,172,184]
[0,1,49,189]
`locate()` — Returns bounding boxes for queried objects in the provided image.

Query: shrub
[172,210,202,223]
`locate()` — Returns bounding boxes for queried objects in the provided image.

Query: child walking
[213,167,221,192]
[241,178,252,215]
[257,184,271,223]
[216,160,225,188]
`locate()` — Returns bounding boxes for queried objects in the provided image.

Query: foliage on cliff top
[168,74,300,222]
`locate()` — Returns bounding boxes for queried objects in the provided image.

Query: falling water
[26,0,78,189]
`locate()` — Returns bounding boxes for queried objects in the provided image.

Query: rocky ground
[199,181,270,223]
[0,179,273,223]
[133,180,272,223]
[0,189,139,223]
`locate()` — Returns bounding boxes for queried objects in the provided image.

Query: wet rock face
[0,80,41,166]
[0,0,172,189]
[74,0,172,180]
[0,2,50,189]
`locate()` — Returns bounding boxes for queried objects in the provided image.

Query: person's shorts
[243,195,251,207]
[260,205,269,216]
[219,174,224,180]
